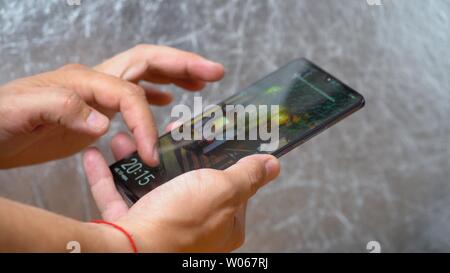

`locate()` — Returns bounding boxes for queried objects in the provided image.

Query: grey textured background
[0,0,449,252]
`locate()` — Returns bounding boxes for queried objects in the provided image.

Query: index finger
[51,65,159,166]
[97,44,225,84]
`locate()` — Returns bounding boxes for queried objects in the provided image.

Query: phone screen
[110,58,365,202]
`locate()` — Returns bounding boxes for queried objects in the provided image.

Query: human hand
[0,44,224,168]
[83,129,280,252]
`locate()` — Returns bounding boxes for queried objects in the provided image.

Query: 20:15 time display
[120,158,155,186]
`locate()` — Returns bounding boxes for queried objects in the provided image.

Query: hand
[83,129,280,252]
[0,44,224,168]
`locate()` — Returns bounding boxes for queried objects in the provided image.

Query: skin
[0,44,281,252]
[0,44,225,168]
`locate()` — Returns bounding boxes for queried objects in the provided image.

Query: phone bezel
[270,58,365,158]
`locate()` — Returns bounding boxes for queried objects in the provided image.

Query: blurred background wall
[0,0,449,252]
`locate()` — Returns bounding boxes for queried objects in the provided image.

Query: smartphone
[110,58,365,203]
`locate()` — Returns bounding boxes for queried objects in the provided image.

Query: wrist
[80,222,134,253]
[115,219,167,253]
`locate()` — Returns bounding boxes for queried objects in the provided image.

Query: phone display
[110,58,365,202]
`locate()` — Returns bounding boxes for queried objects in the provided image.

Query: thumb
[224,154,280,202]
[28,88,110,135]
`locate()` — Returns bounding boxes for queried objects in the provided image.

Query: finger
[164,120,184,133]
[224,154,280,203]
[55,65,159,166]
[171,78,206,91]
[83,147,129,221]
[138,74,207,91]
[139,81,173,106]
[96,44,225,83]
[24,87,109,136]
[95,55,207,91]
[110,132,137,160]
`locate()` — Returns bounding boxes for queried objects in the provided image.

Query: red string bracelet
[91,220,138,253]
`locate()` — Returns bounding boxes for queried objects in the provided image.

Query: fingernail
[152,147,160,165]
[87,110,109,132]
[204,60,222,68]
[264,158,279,178]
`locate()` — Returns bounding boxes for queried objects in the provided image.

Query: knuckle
[61,91,84,112]
[133,43,148,51]
[194,168,213,181]
[60,63,86,71]
[133,44,154,55]
[193,169,223,186]
[133,85,146,97]
[126,84,146,98]
[195,169,240,202]
[244,166,265,194]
